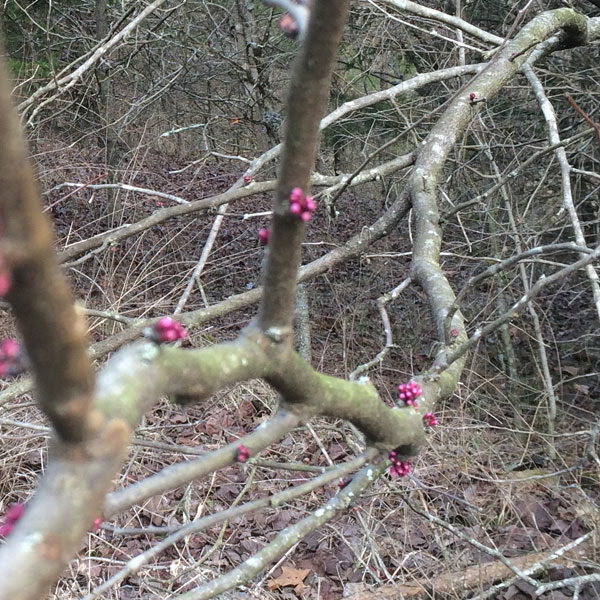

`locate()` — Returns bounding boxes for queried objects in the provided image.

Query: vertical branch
[0,55,96,442]
[523,64,600,322]
[258,0,351,332]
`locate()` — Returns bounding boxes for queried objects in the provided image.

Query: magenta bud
[258,228,270,245]
[300,211,311,222]
[0,272,11,296]
[92,516,103,532]
[236,444,250,463]
[279,13,299,39]
[0,339,20,359]
[0,502,25,537]
[290,187,304,203]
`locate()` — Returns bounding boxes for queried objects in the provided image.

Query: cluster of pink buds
[398,380,422,409]
[337,478,350,490]
[289,187,317,222]
[258,228,270,245]
[243,175,253,185]
[423,412,439,427]
[150,317,187,343]
[469,92,477,101]
[236,444,250,463]
[0,502,25,537]
[388,451,411,478]
[0,339,27,378]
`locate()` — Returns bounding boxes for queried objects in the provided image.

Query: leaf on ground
[267,566,310,592]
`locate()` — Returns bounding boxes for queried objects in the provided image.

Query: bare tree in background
[0,1,599,599]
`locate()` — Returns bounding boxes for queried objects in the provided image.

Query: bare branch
[258,0,351,331]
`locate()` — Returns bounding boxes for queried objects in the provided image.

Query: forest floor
[0,141,598,600]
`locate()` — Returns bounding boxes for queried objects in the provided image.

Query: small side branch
[175,456,384,600]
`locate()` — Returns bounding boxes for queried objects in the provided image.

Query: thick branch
[0,55,95,442]
[0,421,130,599]
[409,8,594,399]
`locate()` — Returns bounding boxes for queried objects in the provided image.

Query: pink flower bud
[92,516,103,532]
[243,175,252,185]
[0,272,11,296]
[0,502,25,537]
[279,13,299,39]
[305,196,317,212]
[389,459,411,478]
[300,211,311,222]
[0,339,27,378]
[0,339,20,359]
[290,202,302,216]
[258,228,270,245]
[469,92,476,101]
[290,187,304,203]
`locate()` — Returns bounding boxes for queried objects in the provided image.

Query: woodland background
[0,1,599,599]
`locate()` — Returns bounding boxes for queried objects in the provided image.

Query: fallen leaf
[267,566,310,590]
[561,365,579,376]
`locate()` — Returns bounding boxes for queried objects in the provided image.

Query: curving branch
[177,457,386,600]
[0,183,414,409]
[438,246,600,372]
[408,8,596,399]
[443,242,594,343]
[50,63,479,267]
